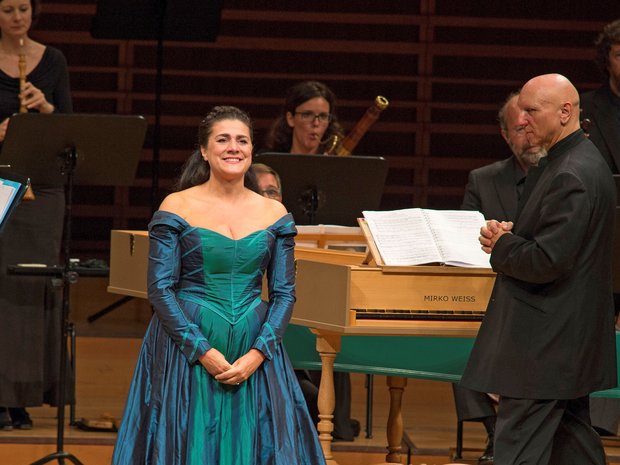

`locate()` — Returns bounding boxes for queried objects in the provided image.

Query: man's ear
[559,102,572,126]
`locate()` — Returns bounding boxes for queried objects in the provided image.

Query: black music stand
[0,113,147,465]
[255,153,388,226]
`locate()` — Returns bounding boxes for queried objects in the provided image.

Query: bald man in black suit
[455,91,547,465]
[461,74,616,465]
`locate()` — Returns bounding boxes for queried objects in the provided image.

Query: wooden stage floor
[1,279,619,465]
[0,336,619,465]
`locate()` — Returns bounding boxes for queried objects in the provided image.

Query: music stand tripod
[0,113,147,465]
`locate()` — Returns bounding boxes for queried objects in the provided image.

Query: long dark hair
[175,106,259,192]
[264,80,344,153]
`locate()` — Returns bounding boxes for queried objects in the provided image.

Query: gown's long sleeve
[147,213,211,363]
[252,218,297,360]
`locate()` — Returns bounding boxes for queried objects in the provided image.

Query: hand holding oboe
[18,38,53,114]
[19,81,54,113]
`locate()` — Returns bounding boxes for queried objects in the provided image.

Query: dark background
[26,0,619,258]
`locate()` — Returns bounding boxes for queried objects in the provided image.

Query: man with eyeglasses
[252,163,282,202]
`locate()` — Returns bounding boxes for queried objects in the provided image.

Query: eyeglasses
[294,111,332,123]
[260,188,282,200]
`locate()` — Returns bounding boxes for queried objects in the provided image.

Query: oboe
[18,38,27,113]
[18,38,35,201]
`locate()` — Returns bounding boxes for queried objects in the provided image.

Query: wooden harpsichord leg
[311,329,342,465]
[385,376,407,463]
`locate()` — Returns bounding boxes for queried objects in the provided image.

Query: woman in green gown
[112,106,326,465]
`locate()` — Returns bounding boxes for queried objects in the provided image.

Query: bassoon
[327,95,389,156]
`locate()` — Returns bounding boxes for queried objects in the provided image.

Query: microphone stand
[299,186,320,225]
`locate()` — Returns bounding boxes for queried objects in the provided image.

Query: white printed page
[424,209,491,268]
[362,208,442,265]
[0,181,17,223]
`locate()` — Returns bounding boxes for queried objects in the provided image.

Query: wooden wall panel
[22,0,619,257]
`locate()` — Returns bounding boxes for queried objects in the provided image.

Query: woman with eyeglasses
[264,80,344,155]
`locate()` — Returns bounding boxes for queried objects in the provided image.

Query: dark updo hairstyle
[176,106,259,192]
[264,80,344,154]
[594,19,620,80]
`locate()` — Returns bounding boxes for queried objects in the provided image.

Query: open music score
[361,208,491,268]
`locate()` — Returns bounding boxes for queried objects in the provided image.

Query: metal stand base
[31,451,84,465]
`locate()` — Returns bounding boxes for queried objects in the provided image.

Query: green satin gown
[112,210,326,465]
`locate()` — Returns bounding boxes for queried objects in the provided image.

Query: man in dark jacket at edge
[460,73,617,465]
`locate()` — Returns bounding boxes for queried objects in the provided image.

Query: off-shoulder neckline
[152,210,294,241]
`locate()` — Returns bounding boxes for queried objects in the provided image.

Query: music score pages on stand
[362,208,491,268]
[0,174,27,234]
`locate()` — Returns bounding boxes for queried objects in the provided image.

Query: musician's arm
[50,49,73,114]
[490,172,588,283]
[22,49,72,114]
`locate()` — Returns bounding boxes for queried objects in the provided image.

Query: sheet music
[425,210,491,267]
[363,208,491,268]
[0,178,20,224]
[362,209,441,265]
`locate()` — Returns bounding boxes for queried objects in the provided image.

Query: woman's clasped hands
[199,347,266,386]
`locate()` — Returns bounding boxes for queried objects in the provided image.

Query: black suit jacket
[461,131,617,399]
[581,86,620,174]
[453,156,521,421]
[461,156,520,221]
